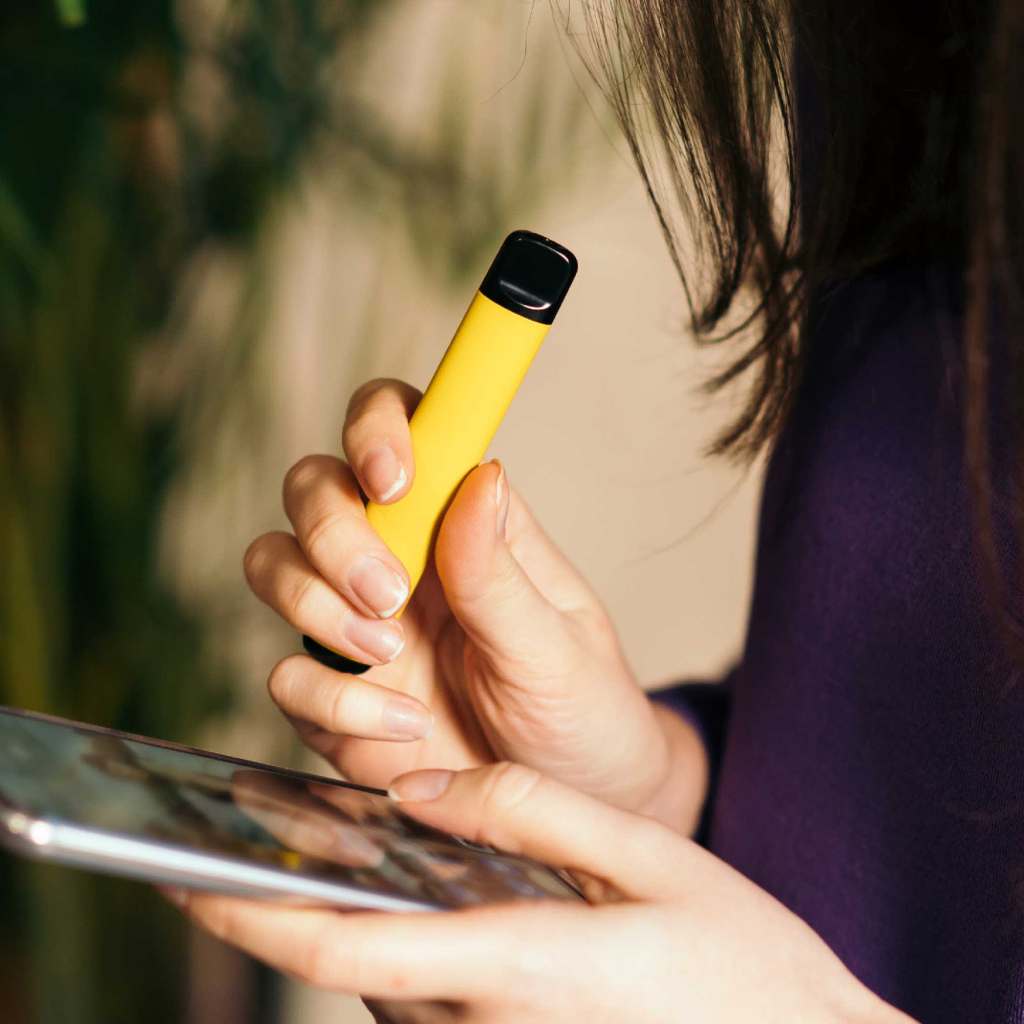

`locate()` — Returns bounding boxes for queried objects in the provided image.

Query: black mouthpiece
[478,230,578,325]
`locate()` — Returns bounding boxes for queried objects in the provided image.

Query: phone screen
[0,708,580,910]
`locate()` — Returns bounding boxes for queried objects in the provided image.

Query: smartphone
[0,706,582,912]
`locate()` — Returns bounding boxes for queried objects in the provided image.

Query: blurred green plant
[0,2,593,1022]
[55,0,86,28]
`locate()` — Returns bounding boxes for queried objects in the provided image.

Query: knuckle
[303,507,347,569]
[243,534,275,587]
[283,454,327,503]
[267,654,303,705]
[379,968,414,998]
[344,378,418,435]
[342,380,389,437]
[332,737,391,786]
[327,677,355,732]
[287,569,321,623]
[301,935,338,989]
[479,762,544,825]
[302,921,357,991]
[577,605,620,653]
[200,900,239,946]
[346,377,388,413]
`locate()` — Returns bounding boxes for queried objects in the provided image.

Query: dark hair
[580,0,1024,652]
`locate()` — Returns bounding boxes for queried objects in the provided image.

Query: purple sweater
[656,268,1024,1022]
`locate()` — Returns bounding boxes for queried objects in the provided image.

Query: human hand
[243,378,706,831]
[172,761,914,1024]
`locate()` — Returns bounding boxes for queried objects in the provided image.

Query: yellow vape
[304,229,578,674]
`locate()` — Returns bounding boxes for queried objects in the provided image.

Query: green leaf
[55,0,86,27]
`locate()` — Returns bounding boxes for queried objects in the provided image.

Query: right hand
[243,378,707,832]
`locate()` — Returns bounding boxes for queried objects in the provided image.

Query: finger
[268,654,434,742]
[282,712,347,763]
[178,892,571,1001]
[433,462,580,677]
[230,770,385,868]
[282,455,410,620]
[244,532,404,666]
[342,378,421,504]
[364,999,453,1024]
[503,481,606,617]
[389,763,691,900]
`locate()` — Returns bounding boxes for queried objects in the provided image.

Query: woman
[168,1,1024,1020]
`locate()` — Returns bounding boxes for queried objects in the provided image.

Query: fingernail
[343,616,405,664]
[362,445,406,503]
[389,769,455,803]
[349,555,409,618]
[493,459,510,540]
[383,696,434,740]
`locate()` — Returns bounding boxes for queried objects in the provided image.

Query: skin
[169,762,915,1023]
[182,377,915,1020]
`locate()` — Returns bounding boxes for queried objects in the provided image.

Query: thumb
[433,461,583,676]
[388,762,688,900]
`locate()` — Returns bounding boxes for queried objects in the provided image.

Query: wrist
[827,969,918,1024]
[633,701,710,835]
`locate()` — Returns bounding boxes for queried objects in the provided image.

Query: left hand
[168,763,913,1024]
